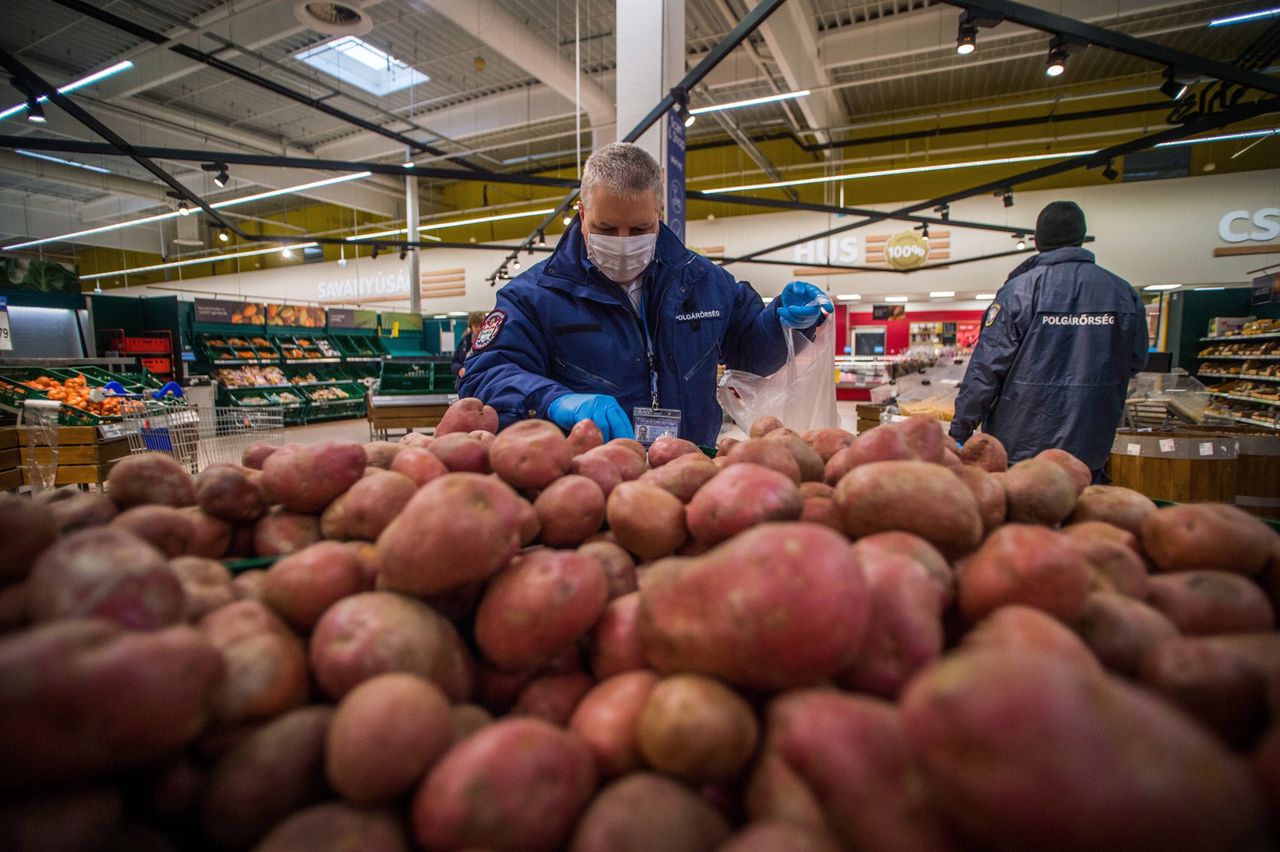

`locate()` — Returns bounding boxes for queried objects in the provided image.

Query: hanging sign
[265,302,326,328]
[328,308,378,330]
[0,297,11,351]
[193,298,262,325]
[884,231,931,271]
[666,109,686,243]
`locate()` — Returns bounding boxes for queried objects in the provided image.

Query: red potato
[389,446,448,486]
[376,472,526,596]
[638,452,717,503]
[849,531,955,608]
[106,451,196,509]
[838,552,945,697]
[896,415,948,464]
[1002,457,1077,526]
[0,582,29,633]
[261,541,365,631]
[803,427,855,463]
[109,504,194,558]
[1069,484,1157,533]
[1063,522,1149,598]
[719,822,843,852]
[834,460,983,559]
[426,432,491,473]
[606,481,688,560]
[579,540,638,600]
[1141,503,1277,576]
[435,397,499,436]
[169,556,235,621]
[960,432,1008,472]
[637,673,759,783]
[766,690,959,852]
[320,469,417,542]
[451,703,493,742]
[745,752,827,832]
[535,474,606,547]
[569,671,659,778]
[1146,571,1275,635]
[511,671,596,726]
[590,592,647,679]
[569,451,623,497]
[200,600,308,725]
[0,788,124,852]
[749,415,785,438]
[1036,448,1091,496]
[726,437,802,483]
[958,525,1092,623]
[474,662,537,716]
[0,493,58,583]
[46,491,118,532]
[901,649,1267,852]
[489,418,574,490]
[799,481,835,499]
[962,604,1102,674]
[716,435,741,455]
[584,443,648,482]
[180,506,233,559]
[952,464,1007,534]
[255,803,409,852]
[327,673,454,804]
[400,431,432,448]
[475,549,608,671]
[648,435,702,467]
[200,706,333,849]
[1072,592,1180,676]
[259,441,367,513]
[765,431,826,482]
[253,507,321,557]
[568,772,731,852]
[823,426,915,484]
[567,418,604,456]
[241,441,277,469]
[686,463,802,546]
[412,717,596,852]
[363,440,402,470]
[27,526,185,630]
[799,495,842,530]
[0,620,222,793]
[640,523,870,690]
[311,591,474,702]
[230,568,265,601]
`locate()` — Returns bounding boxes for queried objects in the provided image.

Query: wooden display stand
[18,425,131,489]
[365,393,450,440]
[1108,430,1238,505]
[0,427,19,492]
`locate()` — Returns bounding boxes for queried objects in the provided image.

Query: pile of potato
[2,397,1279,851]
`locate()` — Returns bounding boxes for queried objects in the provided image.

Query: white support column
[615,0,685,161]
[405,155,421,316]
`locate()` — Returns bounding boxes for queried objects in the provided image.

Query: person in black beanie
[951,200,1149,482]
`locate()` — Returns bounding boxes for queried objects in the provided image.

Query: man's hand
[547,393,635,441]
[777,281,833,329]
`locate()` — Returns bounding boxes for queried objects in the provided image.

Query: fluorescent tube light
[81,242,319,281]
[0,60,134,121]
[348,207,557,241]
[836,294,862,301]
[884,296,909,303]
[1156,128,1278,147]
[1195,287,1225,291]
[689,90,810,115]
[929,291,956,298]
[1208,7,1280,27]
[976,293,997,299]
[16,149,111,174]
[1143,284,1181,291]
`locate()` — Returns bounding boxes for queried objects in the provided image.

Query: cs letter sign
[1219,209,1280,243]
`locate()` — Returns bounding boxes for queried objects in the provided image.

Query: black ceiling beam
[941,0,1280,98]
[0,136,579,189]
[490,0,791,284]
[48,0,483,171]
[687,189,1033,235]
[0,46,250,241]
[726,96,1280,265]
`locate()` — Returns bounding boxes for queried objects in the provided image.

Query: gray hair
[580,142,662,208]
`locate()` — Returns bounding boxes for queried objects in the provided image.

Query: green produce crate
[377,361,436,393]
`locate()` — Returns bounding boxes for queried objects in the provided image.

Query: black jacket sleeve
[950,275,1037,444]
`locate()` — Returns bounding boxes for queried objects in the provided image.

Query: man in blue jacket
[459,142,831,446]
[950,200,1148,481]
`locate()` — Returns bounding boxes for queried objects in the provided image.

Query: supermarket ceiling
[0,0,1277,259]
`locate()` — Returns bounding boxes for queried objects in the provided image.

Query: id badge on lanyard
[631,291,681,445]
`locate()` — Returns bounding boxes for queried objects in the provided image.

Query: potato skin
[719,822,843,852]
[1002,457,1077,526]
[169,556,235,621]
[326,673,454,804]
[1063,522,1149,598]
[1141,503,1277,576]
[567,418,604,456]
[106,452,196,509]
[637,673,759,783]
[376,472,525,596]
[320,469,417,542]
[962,604,1102,673]
[200,600,309,725]
[180,506,233,559]
[835,460,983,559]
[960,432,1008,472]
[46,491,118,532]
[849,531,954,608]
[261,541,365,631]
[606,481,688,560]
[254,507,321,557]
[569,452,623,497]
[638,453,718,503]
[389,446,447,486]
[686,463,802,546]
[260,441,367,513]
[195,464,265,523]
[569,671,659,778]
[952,465,1007,534]
[750,415,785,438]
[411,717,597,852]
[590,592,647,679]
[901,649,1267,852]
[535,474,606,547]
[1069,484,1156,533]
[1071,592,1179,676]
[241,441,277,469]
[1145,571,1275,635]
[255,803,409,852]
[489,419,574,490]
[27,526,185,630]
[310,591,474,702]
[1035,448,1091,496]
[579,540,637,600]
[639,523,870,690]
[0,493,58,583]
[510,671,596,726]
[957,525,1091,623]
[568,772,731,852]
[475,549,608,671]
[110,504,194,558]
[435,397,499,437]
[648,435,702,467]
[426,432,491,473]
[824,426,914,484]
[804,427,855,462]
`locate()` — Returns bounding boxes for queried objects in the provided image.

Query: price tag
[1158,438,1175,453]
[1199,441,1215,457]
[0,303,11,352]
[1126,443,1141,456]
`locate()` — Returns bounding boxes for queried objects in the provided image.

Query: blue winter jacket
[950,247,1148,471]
[458,220,789,446]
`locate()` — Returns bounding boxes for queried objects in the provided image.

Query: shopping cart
[119,399,285,474]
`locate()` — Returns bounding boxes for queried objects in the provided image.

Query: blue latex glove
[547,393,635,442]
[777,281,833,329]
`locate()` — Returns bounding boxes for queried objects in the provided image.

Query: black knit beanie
[1034,201,1087,251]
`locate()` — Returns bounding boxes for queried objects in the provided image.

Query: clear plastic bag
[23,400,61,493]
[717,316,839,433]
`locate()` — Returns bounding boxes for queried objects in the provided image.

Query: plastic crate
[124,335,171,354]
[377,361,436,393]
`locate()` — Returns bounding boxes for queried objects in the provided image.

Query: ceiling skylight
[295,37,429,96]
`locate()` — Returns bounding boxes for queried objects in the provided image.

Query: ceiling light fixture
[371,245,380,259]
[511,258,521,271]
[1045,38,1069,78]
[1101,159,1119,181]
[202,162,230,187]
[176,201,191,216]
[80,242,318,281]
[678,103,696,128]
[0,60,133,121]
[25,97,46,123]
[1156,128,1280,148]
[689,89,810,115]
[1143,283,1181,291]
[563,213,573,226]
[281,246,293,258]
[536,231,546,247]
[1160,67,1195,100]
[956,17,978,55]
[977,293,997,300]
[15,149,111,174]
[884,296,909,303]
[930,291,956,298]
[1208,7,1280,27]
[934,203,950,220]
[217,230,230,243]
[399,247,407,260]
[836,294,862,301]
[347,207,556,242]
[1014,233,1027,250]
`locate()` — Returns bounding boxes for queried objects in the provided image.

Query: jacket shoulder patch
[473,310,506,350]
[984,303,1001,327]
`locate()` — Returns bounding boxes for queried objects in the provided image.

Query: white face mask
[586,232,657,285]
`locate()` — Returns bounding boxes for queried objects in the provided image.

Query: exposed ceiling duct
[292,0,374,36]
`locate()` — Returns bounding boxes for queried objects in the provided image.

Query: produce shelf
[1195,355,1280,361]
[1199,332,1280,342]
[1207,392,1280,408]
[1198,372,1280,383]
[1224,414,1280,430]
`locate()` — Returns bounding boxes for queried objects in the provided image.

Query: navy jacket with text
[950,246,1148,471]
[458,220,789,446]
